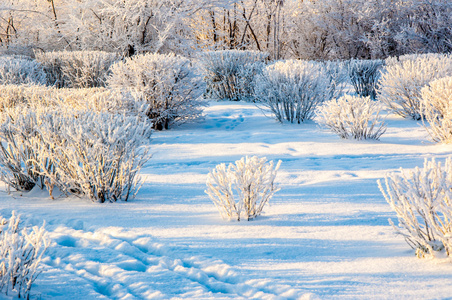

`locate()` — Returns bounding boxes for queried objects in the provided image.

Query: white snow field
[1,101,452,299]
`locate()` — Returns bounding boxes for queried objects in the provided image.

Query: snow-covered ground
[1,101,452,299]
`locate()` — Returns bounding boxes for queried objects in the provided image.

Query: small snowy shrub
[254,60,331,123]
[0,56,46,85]
[206,156,281,221]
[378,54,452,120]
[316,95,386,140]
[199,50,268,101]
[420,76,452,143]
[0,211,48,299]
[348,59,383,100]
[35,51,120,88]
[378,158,452,259]
[108,53,204,130]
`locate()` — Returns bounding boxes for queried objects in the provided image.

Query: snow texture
[1,101,452,299]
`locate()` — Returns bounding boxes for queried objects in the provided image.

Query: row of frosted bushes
[3,50,451,142]
[0,50,451,205]
[204,51,452,143]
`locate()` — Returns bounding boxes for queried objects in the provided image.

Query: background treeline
[0,0,451,59]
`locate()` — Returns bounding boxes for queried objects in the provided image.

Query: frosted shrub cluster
[255,60,331,123]
[348,59,383,100]
[200,50,268,101]
[0,85,54,114]
[378,158,452,259]
[0,56,46,85]
[0,85,147,118]
[0,104,152,202]
[0,211,48,299]
[35,51,120,88]
[378,53,452,119]
[108,53,204,130]
[316,95,386,140]
[420,76,452,143]
[206,156,281,221]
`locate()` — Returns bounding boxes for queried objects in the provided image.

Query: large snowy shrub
[378,158,452,259]
[199,50,268,101]
[0,104,152,202]
[0,211,48,299]
[206,156,281,221]
[35,51,120,88]
[34,110,153,202]
[108,53,204,130]
[316,95,386,140]
[420,76,452,143]
[378,53,452,120]
[0,56,46,85]
[348,59,383,100]
[254,60,331,123]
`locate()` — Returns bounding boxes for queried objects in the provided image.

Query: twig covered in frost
[206,156,281,221]
[316,95,386,140]
[0,211,48,299]
[378,158,452,259]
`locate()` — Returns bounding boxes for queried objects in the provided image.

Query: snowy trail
[38,225,305,300]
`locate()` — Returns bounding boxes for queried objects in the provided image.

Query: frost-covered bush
[322,60,349,99]
[0,106,44,192]
[108,53,204,130]
[0,211,48,299]
[34,110,153,202]
[0,105,152,202]
[348,59,383,100]
[0,56,46,85]
[0,85,146,118]
[378,158,452,259]
[206,156,281,221]
[378,53,452,120]
[254,60,331,123]
[316,95,386,140]
[199,50,268,101]
[35,51,120,88]
[420,76,452,143]
[0,85,56,114]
